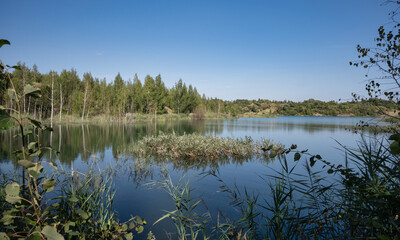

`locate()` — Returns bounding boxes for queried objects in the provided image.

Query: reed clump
[128,132,284,160]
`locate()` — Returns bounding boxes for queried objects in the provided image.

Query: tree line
[0,63,230,120]
[0,63,397,121]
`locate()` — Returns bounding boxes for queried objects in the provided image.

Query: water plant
[151,173,211,240]
[144,133,400,239]
[127,132,284,161]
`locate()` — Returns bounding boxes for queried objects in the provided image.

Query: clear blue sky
[0,0,394,101]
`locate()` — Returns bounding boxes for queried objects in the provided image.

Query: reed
[128,132,284,161]
[151,134,400,239]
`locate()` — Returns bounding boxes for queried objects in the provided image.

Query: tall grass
[150,173,212,240]
[127,132,284,161]
[150,134,400,239]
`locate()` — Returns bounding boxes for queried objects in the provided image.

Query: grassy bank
[39,112,235,124]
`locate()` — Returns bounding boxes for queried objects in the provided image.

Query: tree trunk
[58,125,62,152]
[27,97,31,115]
[59,84,63,122]
[51,73,54,128]
[82,81,88,121]
[39,103,43,120]
[33,100,37,118]
[23,70,26,114]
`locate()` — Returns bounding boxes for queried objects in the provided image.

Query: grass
[147,133,400,239]
[126,132,285,161]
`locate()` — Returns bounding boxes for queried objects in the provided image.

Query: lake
[0,116,385,238]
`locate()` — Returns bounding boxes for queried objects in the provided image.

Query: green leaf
[76,209,89,220]
[29,150,42,157]
[27,233,42,240]
[5,183,21,204]
[48,161,58,170]
[23,130,33,136]
[121,223,128,231]
[0,39,10,48]
[125,232,133,240]
[310,156,316,167]
[27,163,43,178]
[327,169,334,174]
[136,216,143,225]
[294,152,301,161]
[389,141,400,155]
[18,160,35,168]
[135,225,144,234]
[69,195,78,203]
[0,110,14,130]
[0,232,10,240]
[24,84,41,99]
[28,142,37,150]
[27,117,42,129]
[389,133,400,141]
[269,150,277,158]
[41,226,64,240]
[1,209,18,225]
[11,65,21,71]
[7,89,17,101]
[64,221,76,233]
[0,214,14,226]
[129,221,135,230]
[42,178,56,192]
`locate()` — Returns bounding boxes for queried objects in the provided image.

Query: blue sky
[0,0,394,101]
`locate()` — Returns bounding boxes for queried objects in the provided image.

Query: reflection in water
[0,120,210,166]
[0,117,381,168]
[116,154,277,186]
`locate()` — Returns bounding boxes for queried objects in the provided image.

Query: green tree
[132,74,144,113]
[143,75,156,114]
[113,73,125,118]
[350,1,400,119]
[154,74,168,113]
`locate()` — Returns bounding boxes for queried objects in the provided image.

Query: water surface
[0,116,385,238]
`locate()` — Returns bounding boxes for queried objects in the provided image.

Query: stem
[0,59,41,223]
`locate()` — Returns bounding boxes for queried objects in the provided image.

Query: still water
[0,116,385,238]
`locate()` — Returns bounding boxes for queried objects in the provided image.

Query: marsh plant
[0,40,147,240]
[128,132,284,161]
[148,134,400,239]
[151,173,211,240]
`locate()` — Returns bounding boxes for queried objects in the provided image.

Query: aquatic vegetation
[127,132,285,161]
[152,135,400,239]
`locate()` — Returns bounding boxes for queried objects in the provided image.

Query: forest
[0,63,397,122]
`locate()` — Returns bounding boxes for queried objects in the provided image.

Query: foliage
[0,40,147,239]
[350,1,400,120]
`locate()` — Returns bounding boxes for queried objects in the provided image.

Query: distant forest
[0,63,397,121]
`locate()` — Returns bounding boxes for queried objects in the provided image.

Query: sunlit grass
[127,132,284,160]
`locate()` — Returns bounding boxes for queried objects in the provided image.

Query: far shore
[31,112,390,125]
